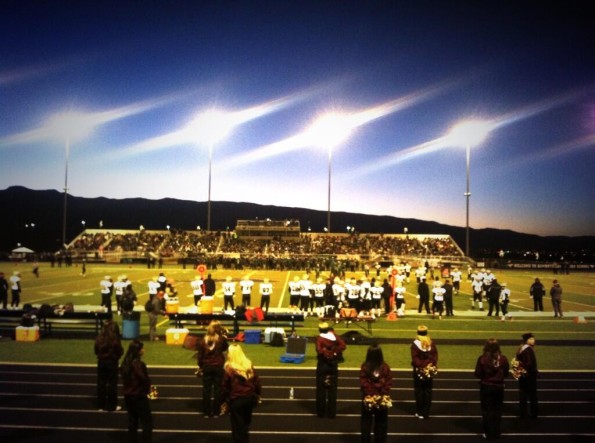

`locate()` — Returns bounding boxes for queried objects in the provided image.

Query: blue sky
[1,1,594,237]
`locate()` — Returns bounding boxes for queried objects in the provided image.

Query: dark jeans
[413,373,433,418]
[97,359,119,411]
[533,296,543,311]
[519,375,538,418]
[124,394,153,443]
[316,360,339,418]
[480,384,504,439]
[224,296,235,310]
[229,396,255,443]
[202,366,224,416]
[361,404,388,443]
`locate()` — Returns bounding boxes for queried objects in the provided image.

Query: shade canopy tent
[11,246,35,260]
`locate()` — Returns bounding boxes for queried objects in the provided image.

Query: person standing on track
[411,325,438,420]
[221,344,262,443]
[474,338,509,440]
[197,320,229,418]
[315,322,347,418]
[120,340,153,443]
[360,344,393,443]
[516,333,539,419]
[95,319,124,412]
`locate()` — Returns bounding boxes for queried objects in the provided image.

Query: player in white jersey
[369,281,384,317]
[259,278,273,314]
[403,262,412,283]
[312,278,326,317]
[288,276,300,308]
[331,278,345,316]
[394,283,407,317]
[10,271,21,308]
[239,276,254,307]
[222,276,236,311]
[298,274,312,314]
[432,282,446,319]
[113,276,127,314]
[99,275,113,312]
[191,276,204,306]
[499,282,511,320]
[345,278,361,312]
[148,278,160,301]
[450,268,462,294]
[415,265,427,283]
[471,276,484,311]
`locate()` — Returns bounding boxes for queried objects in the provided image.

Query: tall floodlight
[46,112,94,248]
[306,113,353,234]
[190,110,235,231]
[448,120,490,258]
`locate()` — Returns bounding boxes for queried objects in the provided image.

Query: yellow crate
[166,328,189,345]
[15,326,40,342]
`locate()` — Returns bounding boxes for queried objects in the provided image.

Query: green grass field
[1,262,594,370]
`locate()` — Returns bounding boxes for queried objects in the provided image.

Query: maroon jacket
[221,368,262,402]
[360,362,392,396]
[316,333,346,363]
[198,336,228,369]
[411,341,438,370]
[122,359,151,397]
[474,354,510,387]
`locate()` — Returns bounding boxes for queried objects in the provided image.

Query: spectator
[516,333,539,419]
[315,322,347,418]
[120,340,153,443]
[94,320,123,412]
[221,344,261,443]
[360,344,393,443]
[474,338,509,440]
[197,320,229,418]
[411,325,438,419]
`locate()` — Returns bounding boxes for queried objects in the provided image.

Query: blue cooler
[244,330,261,344]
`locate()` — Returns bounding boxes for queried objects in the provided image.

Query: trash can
[122,311,140,339]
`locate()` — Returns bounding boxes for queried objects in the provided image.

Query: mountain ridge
[2,186,593,256]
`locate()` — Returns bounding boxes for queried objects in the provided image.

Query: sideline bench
[0,309,38,332]
[169,312,304,336]
[41,311,113,336]
[0,309,112,337]
[321,316,376,335]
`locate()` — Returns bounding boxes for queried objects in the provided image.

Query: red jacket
[411,341,438,369]
[474,354,509,387]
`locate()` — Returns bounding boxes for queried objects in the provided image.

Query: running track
[0,364,594,442]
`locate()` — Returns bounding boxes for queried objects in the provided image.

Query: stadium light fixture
[190,110,236,231]
[306,113,353,234]
[46,111,95,249]
[448,120,491,258]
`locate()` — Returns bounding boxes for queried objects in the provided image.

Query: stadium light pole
[191,110,235,232]
[448,120,490,258]
[46,111,94,248]
[306,113,353,234]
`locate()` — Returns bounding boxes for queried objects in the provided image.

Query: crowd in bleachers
[65,229,463,268]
